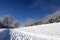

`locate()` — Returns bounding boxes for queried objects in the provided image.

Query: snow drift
[0,22,60,40]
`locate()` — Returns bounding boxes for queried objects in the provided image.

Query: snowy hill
[0,22,60,40]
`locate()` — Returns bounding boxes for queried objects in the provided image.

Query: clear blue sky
[0,0,60,26]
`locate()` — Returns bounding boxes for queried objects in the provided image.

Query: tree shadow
[0,29,10,40]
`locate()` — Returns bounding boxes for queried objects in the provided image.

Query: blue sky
[0,0,60,26]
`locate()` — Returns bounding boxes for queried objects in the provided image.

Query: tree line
[0,15,20,28]
[25,16,60,26]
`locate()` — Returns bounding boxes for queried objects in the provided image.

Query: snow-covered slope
[11,23,60,40]
[0,22,60,40]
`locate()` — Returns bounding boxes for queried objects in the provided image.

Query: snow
[0,29,6,32]
[0,22,60,40]
[0,29,10,40]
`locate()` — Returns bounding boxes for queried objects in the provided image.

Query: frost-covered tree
[14,21,20,28]
[0,19,2,28]
[2,15,14,28]
[48,19,55,23]
[55,16,60,22]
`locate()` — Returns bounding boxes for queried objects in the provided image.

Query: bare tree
[14,21,20,28]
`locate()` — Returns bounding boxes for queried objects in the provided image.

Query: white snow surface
[0,29,6,32]
[0,22,60,40]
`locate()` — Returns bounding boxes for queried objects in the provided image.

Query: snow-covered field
[0,22,60,40]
